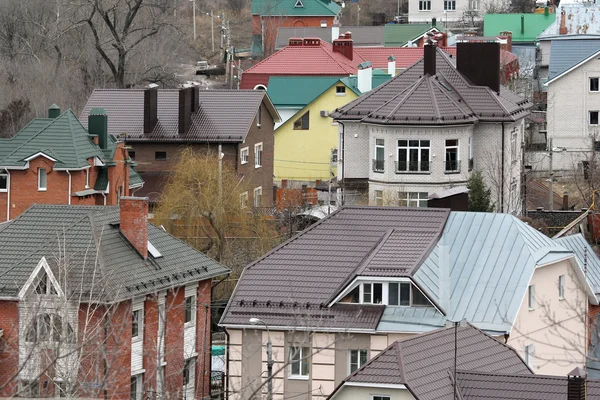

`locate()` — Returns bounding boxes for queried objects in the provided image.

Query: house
[81,87,280,207]
[220,206,600,399]
[0,105,142,222]
[267,69,391,186]
[0,197,230,398]
[331,37,530,214]
[251,0,341,57]
[407,0,480,24]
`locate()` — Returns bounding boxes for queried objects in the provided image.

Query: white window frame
[289,346,310,378]
[183,357,196,388]
[85,169,90,188]
[419,0,431,10]
[240,147,249,165]
[559,275,565,299]
[445,139,460,172]
[590,111,599,125]
[349,349,368,374]
[0,170,6,192]
[254,186,262,208]
[184,294,196,326]
[361,282,383,304]
[388,281,412,306]
[336,86,346,96]
[38,167,47,191]
[511,130,518,164]
[528,285,536,310]
[240,191,248,209]
[444,0,456,10]
[525,344,534,368]
[397,140,430,173]
[254,143,263,168]
[374,190,383,206]
[591,77,599,92]
[132,300,144,342]
[373,396,391,400]
[130,374,143,400]
[399,192,428,208]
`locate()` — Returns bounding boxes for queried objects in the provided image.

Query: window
[185,295,195,324]
[130,374,143,400]
[85,169,90,188]
[591,111,599,125]
[399,192,428,208]
[419,0,431,10]
[445,139,460,172]
[240,191,248,209]
[444,0,456,10]
[412,287,430,306]
[0,170,6,191]
[559,275,565,299]
[363,283,372,303]
[373,139,385,172]
[183,358,195,386]
[389,282,411,306]
[336,86,346,95]
[33,273,57,295]
[362,283,383,304]
[349,349,368,373]
[468,137,473,171]
[254,187,262,207]
[129,151,136,160]
[294,0,304,7]
[373,397,391,400]
[289,346,309,377]
[525,344,534,367]
[25,313,75,344]
[257,105,262,127]
[468,0,480,10]
[155,151,167,160]
[374,190,383,206]
[511,130,518,164]
[132,309,140,338]
[240,147,249,164]
[397,140,430,172]
[294,111,310,130]
[591,77,599,92]
[528,285,536,309]
[38,168,47,191]
[254,143,263,168]
[20,380,39,398]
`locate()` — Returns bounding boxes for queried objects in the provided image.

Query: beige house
[220,207,600,399]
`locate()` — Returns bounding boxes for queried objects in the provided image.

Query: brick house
[0,105,143,222]
[81,88,280,208]
[0,197,229,398]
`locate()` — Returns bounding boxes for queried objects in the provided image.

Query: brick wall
[195,280,212,398]
[165,287,185,397]
[143,295,159,394]
[105,302,133,399]
[120,197,149,259]
[0,301,19,397]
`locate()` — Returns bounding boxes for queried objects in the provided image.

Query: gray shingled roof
[548,39,600,81]
[80,89,280,143]
[0,204,229,301]
[331,48,530,124]
[332,323,531,400]
[455,370,600,399]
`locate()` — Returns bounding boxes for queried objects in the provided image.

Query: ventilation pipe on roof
[388,55,396,77]
[178,87,193,135]
[559,9,568,34]
[48,104,60,119]
[88,108,108,150]
[357,62,373,93]
[520,14,525,34]
[567,368,586,400]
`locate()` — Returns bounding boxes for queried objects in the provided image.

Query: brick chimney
[456,37,501,93]
[567,367,586,400]
[332,32,353,60]
[88,108,108,150]
[120,197,149,259]
[499,31,513,52]
[178,87,192,135]
[144,88,158,134]
[424,37,437,76]
[560,9,568,35]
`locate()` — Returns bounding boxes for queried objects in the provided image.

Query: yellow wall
[274,84,358,183]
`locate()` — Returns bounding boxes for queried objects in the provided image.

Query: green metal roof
[94,168,109,191]
[267,76,343,107]
[339,69,392,95]
[129,166,144,188]
[251,0,340,16]
[384,24,438,47]
[483,13,554,42]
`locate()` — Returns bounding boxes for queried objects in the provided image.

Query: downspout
[6,170,10,221]
[102,193,107,206]
[224,329,230,399]
[501,122,505,212]
[66,170,72,205]
[339,121,345,206]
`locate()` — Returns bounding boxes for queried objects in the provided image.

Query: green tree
[467,170,495,212]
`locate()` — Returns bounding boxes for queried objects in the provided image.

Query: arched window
[253,84,267,91]
[25,313,75,344]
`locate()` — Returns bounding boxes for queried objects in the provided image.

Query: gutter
[224,328,230,399]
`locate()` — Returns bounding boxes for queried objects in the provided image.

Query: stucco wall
[332,385,414,400]
[508,258,587,375]
[408,0,484,23]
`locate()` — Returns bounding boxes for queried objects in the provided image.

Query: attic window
[148,241,163,258]
[294,0,304,7]
[293,111,310,130]
[336,86,346,96]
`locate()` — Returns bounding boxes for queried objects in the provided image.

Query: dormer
[331,278,437,308]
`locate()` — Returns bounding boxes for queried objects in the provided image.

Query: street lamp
[249,318,273,400]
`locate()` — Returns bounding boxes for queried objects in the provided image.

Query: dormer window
[294,0,304,7]
[340,280,433,307]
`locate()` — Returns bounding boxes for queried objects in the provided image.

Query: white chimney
[331,24,340,42]
[387,55,396,77]
[357,61,372,93]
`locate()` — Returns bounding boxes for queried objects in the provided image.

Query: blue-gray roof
[555,233,600,294]
[548,39,600,81]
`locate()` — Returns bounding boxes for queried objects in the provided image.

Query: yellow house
[270,69,391,185]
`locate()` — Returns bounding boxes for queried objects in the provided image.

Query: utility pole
[191,0,196,41]
[220,13,225,49]
[211,10,215,52]
[226,20,232,87]
[549,138,554,211]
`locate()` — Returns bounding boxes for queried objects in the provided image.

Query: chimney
[567,367,586,400]
[456,37,501,93]
[88,108,108,150]
[331,24,340,42]
[289,37,303,46]
[388,55,396,76]
[423,38,437,76]
[144,88,158,134]
[357,61,373,93]
[499,31,512,52]
[190,85,200,114]
[332,32,353,60]
[48,104,60,119]
[120,196,149,259]
[560,9,568,35]
[563,191,569,210]
[178,87,192,134]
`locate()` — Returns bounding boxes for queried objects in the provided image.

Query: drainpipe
[101,192,107,206]
[66,170,72,205]
[224,329,230,399]
[501,122,505,212]
[339,121,345,206]
[6,170,10,221]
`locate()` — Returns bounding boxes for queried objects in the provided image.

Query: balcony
[395,160,431,174]
[372,159,385,173]
[445,159,461,173]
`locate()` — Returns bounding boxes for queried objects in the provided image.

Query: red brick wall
[120,197,149,258]
[0,301,19,397]
[77,304,107,398]
[105,302,133,399]
[195,280,212,398]
[143,295,159,395]
[165,287,185,398]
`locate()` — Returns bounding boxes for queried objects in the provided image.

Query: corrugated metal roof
[548,39,600,81]
[540,2,600,37]
[267,76,343,107]
[555,233,600,293]
[384,24,438,47]
[484,13,554,42]
[275,26,385,49]
[251,0,340,16]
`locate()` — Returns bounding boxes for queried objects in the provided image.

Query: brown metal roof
[332,48,530,125]
[455,370,600,399]
[334,324,532,400]
[220,206,450,329]
[81,89,279,143]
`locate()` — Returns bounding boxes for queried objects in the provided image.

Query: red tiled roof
[356,47,457,69]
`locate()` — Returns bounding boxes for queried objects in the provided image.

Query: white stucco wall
[339,122,369,179]
[508,258,587,376]
[408,0,484,23]
[332,385,415,400]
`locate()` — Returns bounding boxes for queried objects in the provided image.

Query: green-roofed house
[484,13,555,44]
[0,105,143,222]
[269,67,391,184]
[251,0,341,57]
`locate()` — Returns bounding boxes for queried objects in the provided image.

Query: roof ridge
[453,369,563,379]
[66,110,92,167]
[431,78,476,120]
[383,77,426,119]
[427,77,441,121]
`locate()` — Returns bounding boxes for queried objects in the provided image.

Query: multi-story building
[407,0,480,23]
[332,37,530,214]
[0,105,142,222]
[0,197,229,398]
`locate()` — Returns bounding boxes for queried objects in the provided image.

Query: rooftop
[484,13,555,42]
[547,38,600,81]
[251,0,341,17]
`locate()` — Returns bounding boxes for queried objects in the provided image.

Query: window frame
[397,140,430,173]
[336,86,346,96]
[399,191,428,208]
[444,0,456,10]
[257,105,262,127]
[528,285,536,310]
[0,170,7,192]
[591,77,600,92]
[559,275,565,300]
[289,346,310,378]
[132,309,140,339]
[373,139,385,173]
[418,0,431,10]
[130,374,143,400]
[590,111,599,125]
[240,191,248,209]
[444,139,460,173]
[254,143,263,168]
[254,186,263,208]
[349,349,368,374]
[38,167,47,191]
[373,396,391,400]
[374,190,384,206]
[183,357,195,387]
[184,294,196,325]
[240,147,249,165]
[155,151,167,161]
[525,344,534,368]
[85,169,90,188]
[468,136,473,171]
[293,111,310,130]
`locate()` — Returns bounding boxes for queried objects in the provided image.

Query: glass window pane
[389,283,399,305]
[301,347,309,375]
[373,283,383,304]
[376,138,384,146]
[446,139,458,146]
[420,140,430,147]
[398,140,407,147]
[0,175,6,190]
[409,140,419,147]
[359,350,367,366]
[363,283,372,303]
[400,283,410,306]
[376,147,385,161]
[412,286,430,306]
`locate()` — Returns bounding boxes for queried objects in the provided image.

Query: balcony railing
[395,160,431,173]
[445,159,461,173]
[372,159,385,173]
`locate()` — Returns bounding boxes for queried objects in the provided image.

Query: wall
[332,385,414,400]
[338,122,369,180]
[274,84,356,184]
[508,258,587,375]
[0,301,19,397]
[276,108,302,129]
[408,0,481,23]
